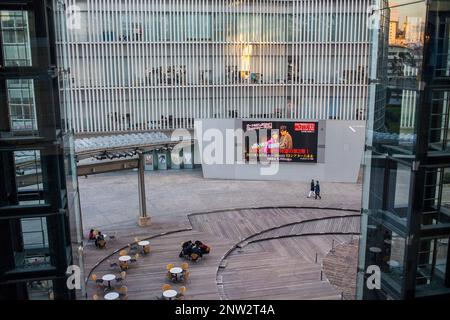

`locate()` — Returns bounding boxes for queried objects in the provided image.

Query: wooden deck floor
[188,207,358,242]
[85,207,360,300]
[249,215,360,242]
[219,235,353,300]
[323,239,359,300]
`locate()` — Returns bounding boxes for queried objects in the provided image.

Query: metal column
[138,153,150,226]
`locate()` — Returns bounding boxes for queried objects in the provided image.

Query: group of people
[88,229,106,248]
[179,240,210,261]
[308,179,322,200]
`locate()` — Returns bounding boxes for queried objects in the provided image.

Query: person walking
[308,179,315,198]
[315,181,322,200]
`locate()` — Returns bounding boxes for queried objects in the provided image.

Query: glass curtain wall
[0,0,82,300]
[358,0,450,300]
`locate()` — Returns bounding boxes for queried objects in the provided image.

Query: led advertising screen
[243,120,318,163]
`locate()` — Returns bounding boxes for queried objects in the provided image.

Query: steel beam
[76,159,139,176]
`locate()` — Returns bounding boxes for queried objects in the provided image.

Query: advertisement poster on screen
[243,121,318,163]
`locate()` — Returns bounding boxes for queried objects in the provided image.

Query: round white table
[367,225,377,230]
[163,289,178,300]
[102,274,116,288]
[369,247,382,253]
[104,292,119,300]
[139,240,150,254]
[170,267,183,281]
[119,255,131,262]
[384,239,392,245]
[119,255,131,270]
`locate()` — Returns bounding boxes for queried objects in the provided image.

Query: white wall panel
[54,0,370,133]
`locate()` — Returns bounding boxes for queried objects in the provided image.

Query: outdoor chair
[161,283,172,298]
[91,274,104,288]
[166,263,175,280]
[190,253,199,262]
[176,286,186,300]
[119,285,128,297]
[97,239,106,249]
[181,262,189,271]
[116,271,126,283]
[182,271,190,283]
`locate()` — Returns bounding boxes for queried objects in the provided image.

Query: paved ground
[79,169,362,231]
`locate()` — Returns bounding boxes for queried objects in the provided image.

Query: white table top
[367,225,377,230]
[104,292,119,300]
[384,239,392,244]
[138,240,150,246]
[387,260,400,267]
[369,247,382,253]
[119,255,131,262]
[163,289,178,298]
[102,274,116,281]
[170,267,183,274]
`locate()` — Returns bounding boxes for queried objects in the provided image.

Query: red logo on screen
[294,122,316,132]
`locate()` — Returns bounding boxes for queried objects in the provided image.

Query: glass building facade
[0,0,83,300]
[358,0,450,299]
[55,0,370,133]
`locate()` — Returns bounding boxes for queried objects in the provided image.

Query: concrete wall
[195,118,365,183]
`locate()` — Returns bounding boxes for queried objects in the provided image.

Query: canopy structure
[74,132,193,161]
[75,132,169,153]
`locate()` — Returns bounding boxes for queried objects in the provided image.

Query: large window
[7,79,37,132]
[364,218,406,296]
[11,216,52,273]
[416,238,449,294]
[422,167,450,226]
[0,10,31,66]
[21,217,49,251]
[14,150,43,205]
[428,91,450,152]
[26,280,54,300]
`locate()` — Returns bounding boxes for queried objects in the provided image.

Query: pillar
[137,153,151,226]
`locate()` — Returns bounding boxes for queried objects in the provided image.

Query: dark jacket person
[315,182,321,200]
